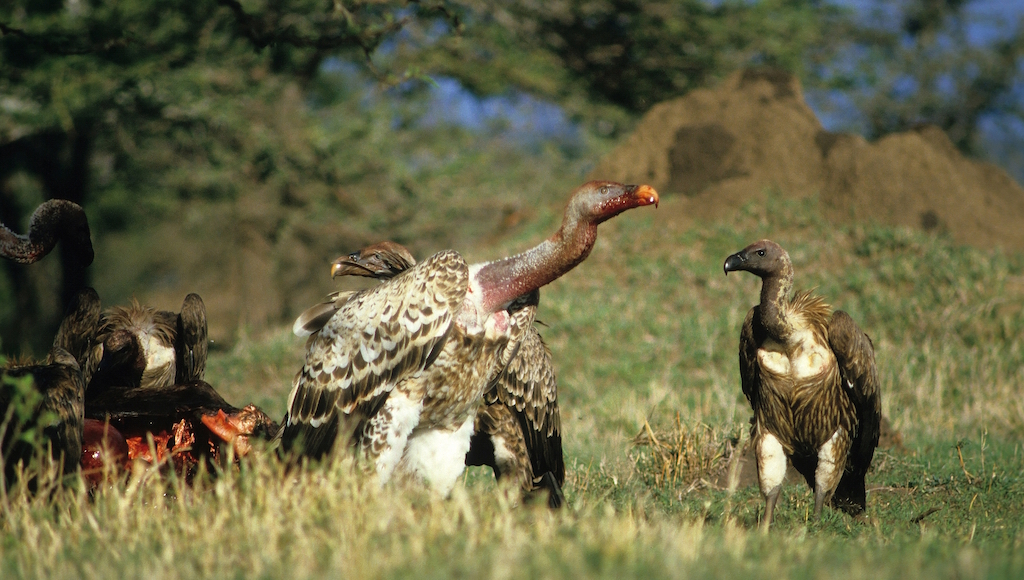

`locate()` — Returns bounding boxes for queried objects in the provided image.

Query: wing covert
[285,250,468,436]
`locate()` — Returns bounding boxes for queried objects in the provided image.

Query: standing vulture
[723,239,881,527]
[298,242,565,506]
[281,181,658,496]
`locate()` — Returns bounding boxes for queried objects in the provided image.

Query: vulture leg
[812,428,851,519]
[360,390,424,484]
[537,471,565,509]
[756,431,787,528]
[401,413,476,495]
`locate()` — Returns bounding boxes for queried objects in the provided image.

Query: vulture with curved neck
[301,241,566,506]
[282,181,657,496]
[0,199,94,266]
[724,239,881,528]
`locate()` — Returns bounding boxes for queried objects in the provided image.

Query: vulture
[81,292,277,476]
[281,181,658,496]
[87,293,208,400]
[466,302,565,508]
[0,199,94,266]
[723,239,882,527]
[0,287,100,484]
[299,241,565,507]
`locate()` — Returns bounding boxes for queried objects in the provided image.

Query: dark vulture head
[331,241,417,280]
[723,239,791,279]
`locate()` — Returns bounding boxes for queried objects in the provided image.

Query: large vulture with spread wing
[298,242,565,506]
[281,181,657,496]
[723,239,882,528]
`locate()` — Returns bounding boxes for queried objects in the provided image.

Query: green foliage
[0,360,61,485]
[395,0,845,134]
[810,0,1024,158]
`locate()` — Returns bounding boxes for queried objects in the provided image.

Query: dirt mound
[589,68,1024,250]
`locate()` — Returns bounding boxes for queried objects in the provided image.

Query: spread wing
[827,309,882,511]
[486,321,564,487]
[176,293,208,383]
[281,250,468,458]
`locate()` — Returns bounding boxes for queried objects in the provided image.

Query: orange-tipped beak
[330,256,367,279]
[634,184,659,208]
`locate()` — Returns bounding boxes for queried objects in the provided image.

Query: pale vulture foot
[757,432,788,529]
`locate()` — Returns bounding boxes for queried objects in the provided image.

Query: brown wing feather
[292,290,359,338]
[827,309,882,513]
[176,293,207,383]
[1,348,85,479]
[282,250,468,457]
[50,287,102,385]
[485,322,564,487]
[738,305,763,406]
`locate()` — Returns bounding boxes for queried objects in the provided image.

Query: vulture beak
[632,184,659,208]
[723,251,746,275]
[331,252,370,278]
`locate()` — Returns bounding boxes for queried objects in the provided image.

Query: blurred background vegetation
[2,0,1023,356]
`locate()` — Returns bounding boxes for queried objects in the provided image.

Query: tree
[390,0,846,134]
[806,0,1024,178]
[0,0,459,354]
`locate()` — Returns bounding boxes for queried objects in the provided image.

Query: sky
[410,0,1024,181]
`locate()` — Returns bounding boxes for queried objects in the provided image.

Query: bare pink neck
[474,221,597,313]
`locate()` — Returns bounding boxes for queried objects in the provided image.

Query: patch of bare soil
[589,68,1024,251]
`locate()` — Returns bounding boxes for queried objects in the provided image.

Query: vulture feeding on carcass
[298,241,566,507]
[0,199,94,266]
[281,181,657,496]
[83,293,276,481]
[87,293,208,398]
[723,239,881,527]
[0,287,101,485]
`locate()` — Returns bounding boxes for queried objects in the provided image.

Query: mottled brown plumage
[297,241,565,505]
[724,239,881,528]
[0,289,100,484]
[51,287,103,385]
[471,314,565,507]
[282,181,657,496]
[0,199,94,266]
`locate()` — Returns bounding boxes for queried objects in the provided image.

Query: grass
[3,187,1024,578]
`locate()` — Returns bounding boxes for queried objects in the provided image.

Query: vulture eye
[756,249,766,257]
[600,185,610,195]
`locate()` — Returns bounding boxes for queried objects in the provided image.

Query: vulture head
[723,239,792,279]
[563,181,659,228]
[0,199,94,266]
[474,181,659,314]
[331,241,416,280]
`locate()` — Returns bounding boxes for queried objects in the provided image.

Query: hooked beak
[723,251,746,275]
